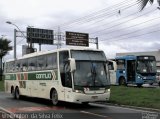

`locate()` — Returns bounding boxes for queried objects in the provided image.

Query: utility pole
[89,37,99,49]
[14,29,17,59]
[57,26,61,49]
[96,37,99,49]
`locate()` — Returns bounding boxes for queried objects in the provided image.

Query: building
[116,50,160,71]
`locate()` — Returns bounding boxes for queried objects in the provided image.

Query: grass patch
[109,86,160,109]
[0,76,4,91]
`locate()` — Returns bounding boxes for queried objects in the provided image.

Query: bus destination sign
[66,31,89,47]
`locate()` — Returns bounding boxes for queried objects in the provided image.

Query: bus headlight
[143,77,147,80]
[74,90,84,93]
[104,89,110,93]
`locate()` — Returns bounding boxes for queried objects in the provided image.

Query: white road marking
[80,110,108,118]
[0,106,15,119]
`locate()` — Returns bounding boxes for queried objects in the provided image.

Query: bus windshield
[74,61,108,87]
[71,50,109,87]
[137,60,156,73]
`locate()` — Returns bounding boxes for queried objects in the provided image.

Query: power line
[100,28,160,43]
[61,1,138,31]
[90,6,157,35]
[96,15,160,36]
[58,0,136,29]
[99,22,160,41]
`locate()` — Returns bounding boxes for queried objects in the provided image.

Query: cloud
[1,0,160,60]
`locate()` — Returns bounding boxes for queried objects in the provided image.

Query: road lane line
[7,106,65,113]
[0,106,15,119]
[80,111,108,118]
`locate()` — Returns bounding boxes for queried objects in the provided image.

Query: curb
[96,102,160,112]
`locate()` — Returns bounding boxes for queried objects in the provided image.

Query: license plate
[92,96,98,99]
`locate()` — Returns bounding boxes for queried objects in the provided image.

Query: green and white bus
[4,48,110,105]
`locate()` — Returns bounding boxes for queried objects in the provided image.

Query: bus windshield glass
[71,50,109,87]
[137,60,156,73]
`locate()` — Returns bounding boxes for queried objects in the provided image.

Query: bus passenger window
[10,61,15,72]
[15,61,21,72]
[37,55,46,70]
[6,63,9,73]
[117,60,125,69]
[46,53,57,70]
[28,58,37,71]
[21,59,28,72]
[108,62,114,70]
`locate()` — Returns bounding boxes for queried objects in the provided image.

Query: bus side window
[108,62,114,70]
[46,53,57,70]
[21,59,28,72]
[10,61,15,72]
[28,57,37,71]
[117,60,125,69]
[5,62,8,73]
[37,55,46,70]
[15,60,21,72]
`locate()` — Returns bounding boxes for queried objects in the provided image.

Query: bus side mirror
[69,58,76,72]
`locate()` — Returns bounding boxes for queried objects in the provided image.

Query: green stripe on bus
[5,74,16,80]
[5,70,58,80]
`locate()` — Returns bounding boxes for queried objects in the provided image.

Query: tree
[137,0,160,11]
[0,38,12,80]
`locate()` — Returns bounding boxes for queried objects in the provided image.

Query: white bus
[4,48,110,105]
[107,60,117,85]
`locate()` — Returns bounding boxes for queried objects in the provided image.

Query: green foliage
[0,38,12,57]
[109,86,160,109]
[137,0,160,11]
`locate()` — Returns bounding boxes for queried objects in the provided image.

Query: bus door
[127,60,136,82]
[59,51,72,102]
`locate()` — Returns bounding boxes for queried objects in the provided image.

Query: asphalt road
[0,92,159,119]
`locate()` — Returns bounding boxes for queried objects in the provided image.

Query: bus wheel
[149,83,153,85]
[119,77,126,86]
[137,84,142,87]
[15,87,20,99]
[51,89,58,105]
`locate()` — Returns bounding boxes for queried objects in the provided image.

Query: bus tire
[15,87,20,99]
[149,83,153,85]
[137,84,142,87]
[11,86,15,98]
[119,77,126,86]
[51,89,59,106]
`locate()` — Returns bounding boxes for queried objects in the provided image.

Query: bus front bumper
[71,91,110,103]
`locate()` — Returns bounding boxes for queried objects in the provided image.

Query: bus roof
[5,47,103,62]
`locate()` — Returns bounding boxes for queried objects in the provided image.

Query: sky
[1,0,160,60]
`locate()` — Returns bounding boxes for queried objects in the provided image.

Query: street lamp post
[0,36,3,80]
[6,21,27,59]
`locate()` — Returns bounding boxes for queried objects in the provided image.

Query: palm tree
[0,38,12,80]
[137,0,160,11]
